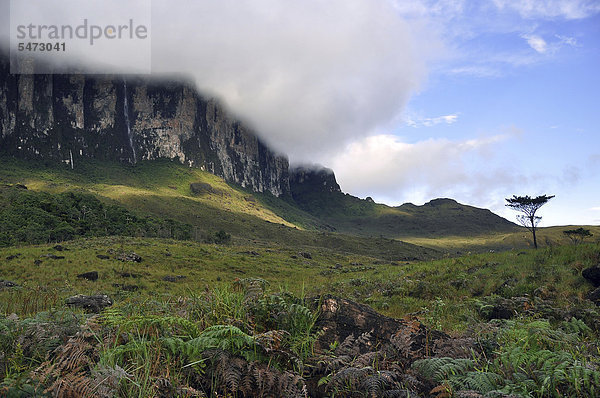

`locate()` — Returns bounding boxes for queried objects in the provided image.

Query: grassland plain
[2,239,600,396]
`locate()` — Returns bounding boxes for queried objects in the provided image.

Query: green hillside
[0,157,437,261]
[290,185,519,239]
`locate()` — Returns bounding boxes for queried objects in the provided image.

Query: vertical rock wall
[0,56,289,196]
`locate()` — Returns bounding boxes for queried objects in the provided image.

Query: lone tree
[563,227,593,245]
[505,194,554,249]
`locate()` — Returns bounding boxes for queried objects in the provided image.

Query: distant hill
[289,166,519,238]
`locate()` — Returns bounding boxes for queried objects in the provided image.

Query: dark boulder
[96,254,110,260]
[312,295,449,357]
[117,252,142,262]
[0,280,19,290]
[66,294,112,313]
[77,271,99,281]
[582,266,600,287]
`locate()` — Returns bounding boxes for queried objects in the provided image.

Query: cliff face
[0,56,289,196]
[289,166,342,197]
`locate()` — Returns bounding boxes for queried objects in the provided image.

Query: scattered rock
[582,266,600,287]
[0,280,19,290]
[66,294,112,312]
[96,254,110,260]
[163,275,186,282]
[77,271,99,281]
[33,259,42,266]
[350,262,363,266]
[15,184,28,190]
[117,252,142,263]
[41,254,65,260]
[6,254,21,260]
[53,244,68,251]
[299,252,312,259]
[290,255,298,259]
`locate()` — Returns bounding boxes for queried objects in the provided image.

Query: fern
[163,324,259,364]
[412,357,475,382]
[412,357,503,394]
[200,349,306,397]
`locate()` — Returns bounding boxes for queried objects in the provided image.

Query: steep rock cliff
[0,56,289,196]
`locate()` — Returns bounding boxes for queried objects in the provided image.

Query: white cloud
[591,207,600,211]
[405,113,459,127]
[329,133,512,204]
[556,34,580,47]
[147,0,438,161]
[522,34,548,53]
[521,33,581,55]
[492,0,600,20]
[448,65,502,78]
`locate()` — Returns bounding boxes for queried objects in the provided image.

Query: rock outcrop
[289,165,341,197]
[0,54,289,196]
[65,294,112,313]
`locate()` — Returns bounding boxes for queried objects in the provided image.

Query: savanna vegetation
[1,158,600,397]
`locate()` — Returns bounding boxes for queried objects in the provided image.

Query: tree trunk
[532,226,538,249]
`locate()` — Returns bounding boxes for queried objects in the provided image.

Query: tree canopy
[505,194,554,249]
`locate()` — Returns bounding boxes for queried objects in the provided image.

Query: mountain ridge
[1,55,517,241]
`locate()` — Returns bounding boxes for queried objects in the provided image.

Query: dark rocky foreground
[3,295,486,397]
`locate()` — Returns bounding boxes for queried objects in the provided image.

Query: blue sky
[329,0,600,226]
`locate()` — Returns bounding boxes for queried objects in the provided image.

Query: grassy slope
[0,157,437,261]
[289,188,520,240]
